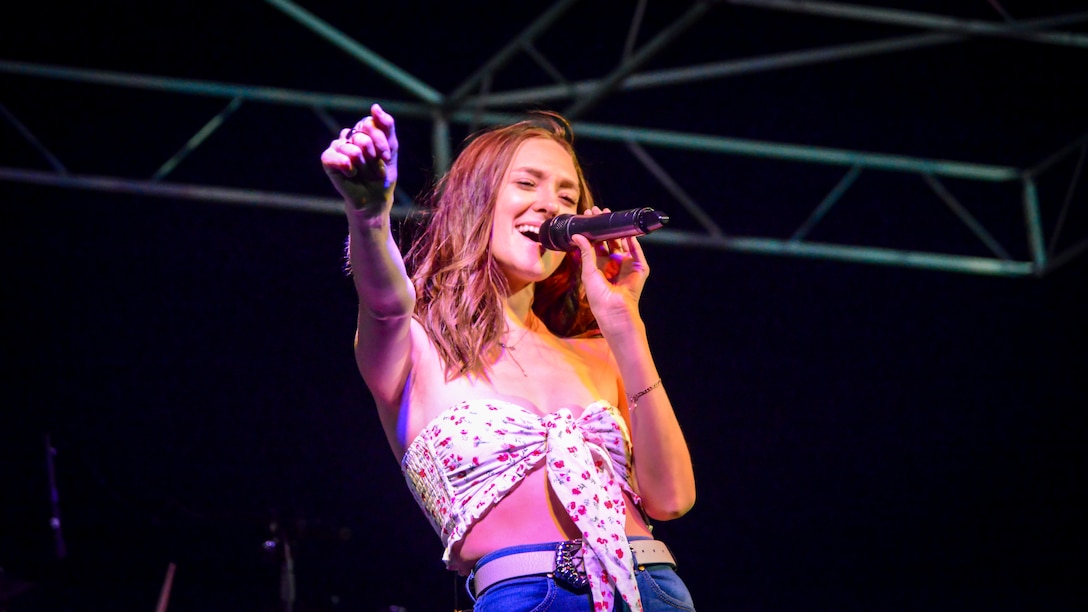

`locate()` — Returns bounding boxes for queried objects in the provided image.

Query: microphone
[537,207,669,251]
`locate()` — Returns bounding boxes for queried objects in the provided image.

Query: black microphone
[537,207,669,251]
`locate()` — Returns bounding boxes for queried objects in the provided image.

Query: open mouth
[516,224,541,243]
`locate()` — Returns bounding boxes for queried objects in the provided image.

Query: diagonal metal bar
[985,0,1015,23]
[1047,143,1086,258]
[624,141,724,236]
[621,32,957,89]
[446,0,583,105]
[922,173,1012,260]
[726,1,1088,48]
[468,32,958,106]
[564,1,712,119]
[521,42,571,91]
[1025,132,1088,178]
[791,165,862,242]
[1,102,68,174]
[263,0,443,104]
[153,97,243,181]
[312,105,345,135]
[623,0,650,61]
[1042,237,1088,277]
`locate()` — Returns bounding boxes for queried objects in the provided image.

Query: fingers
[370,103,398,163]
[347,123,383,162]
[320,146,360,179]
[345,104,397,160]
[326,103,399,184]
[570,234,598,279]
[570,227,633,272]
[574,205,640,259]
[625,235,646,268]
[580,206,613,256]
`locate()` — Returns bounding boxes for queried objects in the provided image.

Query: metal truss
[3,0,1086,277]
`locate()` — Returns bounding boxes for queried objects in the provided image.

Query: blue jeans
[469,539,696,611]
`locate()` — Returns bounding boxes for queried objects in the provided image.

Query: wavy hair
[404,111,599,379]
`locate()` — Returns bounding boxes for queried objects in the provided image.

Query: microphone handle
[542,207,669,251]
[583,208,656,240]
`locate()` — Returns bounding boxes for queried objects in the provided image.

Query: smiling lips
[516,223,542,243]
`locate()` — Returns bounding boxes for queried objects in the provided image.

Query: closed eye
[559,194,579,212]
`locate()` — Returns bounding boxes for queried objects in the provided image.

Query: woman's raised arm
[321,104,415,417]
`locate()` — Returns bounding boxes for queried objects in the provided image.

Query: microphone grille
[540,214,576,251]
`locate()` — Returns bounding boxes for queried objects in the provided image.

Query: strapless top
[401,398,644,610]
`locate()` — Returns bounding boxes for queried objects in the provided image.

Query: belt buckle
[553,540,588,589]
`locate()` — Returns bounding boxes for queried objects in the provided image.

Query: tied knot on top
[401,400,645,610]
[542,408,642,611]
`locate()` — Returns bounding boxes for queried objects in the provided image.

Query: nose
[533,196,560,217]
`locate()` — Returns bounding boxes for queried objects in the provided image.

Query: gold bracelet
[628,378,663,410]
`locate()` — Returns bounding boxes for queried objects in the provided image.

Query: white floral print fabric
[401,398,644,611]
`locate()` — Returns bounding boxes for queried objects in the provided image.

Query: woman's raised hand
[320,103,399,214]
[571,207,650,336]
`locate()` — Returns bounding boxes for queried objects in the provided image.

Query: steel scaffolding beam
[2,0,1085,277]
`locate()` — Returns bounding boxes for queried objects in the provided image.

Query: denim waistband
[472,535,652,570]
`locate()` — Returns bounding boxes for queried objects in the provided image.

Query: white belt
[470,539,676,598]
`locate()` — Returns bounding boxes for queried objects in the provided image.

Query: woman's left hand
[571,207,650,336]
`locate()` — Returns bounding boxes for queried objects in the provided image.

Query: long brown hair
[404,112,599,379]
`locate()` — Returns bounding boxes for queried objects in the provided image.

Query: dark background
[2,2,1086,611]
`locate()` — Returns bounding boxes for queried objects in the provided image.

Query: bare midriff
[450,463,653,574]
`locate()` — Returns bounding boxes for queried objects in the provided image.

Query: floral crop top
[401,398,645,611]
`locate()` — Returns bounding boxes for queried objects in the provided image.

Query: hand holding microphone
[536,207,669,251]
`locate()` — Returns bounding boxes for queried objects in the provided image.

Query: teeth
[516,224,542,244]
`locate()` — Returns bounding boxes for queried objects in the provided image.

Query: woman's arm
[608,326,695,520]
[321,104,415,418]
[571,229,696,519]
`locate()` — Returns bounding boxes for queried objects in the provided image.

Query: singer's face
[491,137,581,292]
